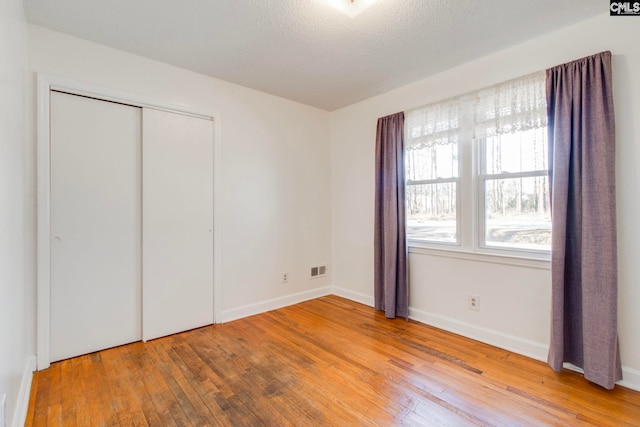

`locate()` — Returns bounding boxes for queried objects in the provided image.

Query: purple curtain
[547,51,622,389]
[374,112,408,319]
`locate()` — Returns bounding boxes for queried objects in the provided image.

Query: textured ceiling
[24,0,605,111]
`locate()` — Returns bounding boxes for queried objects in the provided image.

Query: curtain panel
[546,51,622,389]
[374,112,408,319]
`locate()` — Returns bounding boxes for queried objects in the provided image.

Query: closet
[48,90,214,363]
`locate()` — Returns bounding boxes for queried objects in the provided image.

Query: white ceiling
[24,0,605,111]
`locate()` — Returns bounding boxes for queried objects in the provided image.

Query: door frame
[36,74,223,370]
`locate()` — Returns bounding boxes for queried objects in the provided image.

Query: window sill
[407,244,551,270]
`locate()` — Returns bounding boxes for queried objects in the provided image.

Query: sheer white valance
[405,70,547,146]
[473,71,547,138]
[405,96,462,150]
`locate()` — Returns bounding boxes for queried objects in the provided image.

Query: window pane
[484,176,550,250]
[484,127,547,174]
[406,137,458,181]
[407,183,457,243]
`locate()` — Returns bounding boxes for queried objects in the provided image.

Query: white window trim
[408,245,550,270]
[406,176,461,245]
[476,140,550,259]
[405,72,551,263]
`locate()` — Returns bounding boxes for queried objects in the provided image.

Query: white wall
[330,13,640,389]
[27,25,332,322]
[0,1,34,426]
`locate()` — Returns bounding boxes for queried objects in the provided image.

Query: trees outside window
[405,71,550,256]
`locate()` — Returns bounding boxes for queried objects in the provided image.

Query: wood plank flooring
[26,295,640,426]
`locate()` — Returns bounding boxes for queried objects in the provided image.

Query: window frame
[404,99,463,247]
[405,175,461,247]
[405,73,551,261]
[476,168,551,258]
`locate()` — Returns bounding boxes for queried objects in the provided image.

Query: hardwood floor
[26,295,640,426]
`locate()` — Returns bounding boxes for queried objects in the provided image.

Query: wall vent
[310,265,328,279]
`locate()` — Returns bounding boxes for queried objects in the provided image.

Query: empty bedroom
[1,1,640,426]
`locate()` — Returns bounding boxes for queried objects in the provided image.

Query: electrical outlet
[468,294,480,311]
[281,272,288,284]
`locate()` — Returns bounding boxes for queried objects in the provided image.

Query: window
[405,71,550,256]
[405,97,461,244]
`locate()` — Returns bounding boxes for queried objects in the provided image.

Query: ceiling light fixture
[325,0,378,18]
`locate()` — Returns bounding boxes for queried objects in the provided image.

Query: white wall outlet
[281,272,288,284]
[468,294,480,311]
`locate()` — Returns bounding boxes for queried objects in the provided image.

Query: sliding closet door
[142,108,214,341]
[50,91,142,362]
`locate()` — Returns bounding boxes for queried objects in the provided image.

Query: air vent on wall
[310,264,328,279]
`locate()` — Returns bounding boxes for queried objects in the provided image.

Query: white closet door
[142,108,214,341]
[50,91,142,362]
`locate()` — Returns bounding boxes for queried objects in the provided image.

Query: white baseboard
[409,305,640,392]
[563,363,640,392]
[219,286,332,323]
[330,286,374,307]
[11,355,36,427]
[321,291,548,362]
[618,366,640,392]
[219,289,640,392]
[408,306,549,362]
